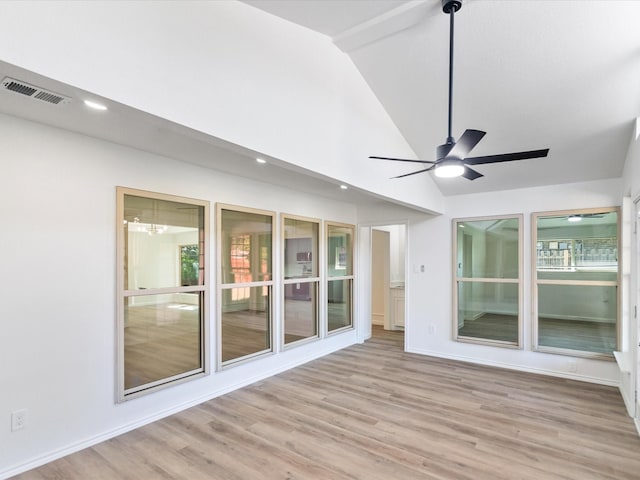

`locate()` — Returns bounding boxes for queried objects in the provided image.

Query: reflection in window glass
[534,209,619,356]
[536,211,618,279]
[284,284,318,344]
[221,209,272,284]
[457,282,518,343]
[283,217,319,345]
[284,218,318,279]
[456,218,519,279]
[125,195,203,290]
[221,286,271,362]
[327,224,353,277]
[454,216,521,347]
[328,279,352,332]
[180,245,199,286]
[119,189,208,400]
[124,293,202,390]
[219,206,274,364]
[326,222,355,333]
[538,284,617,354]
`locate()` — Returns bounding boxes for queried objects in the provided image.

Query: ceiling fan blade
[392,166,435,178]
[462,166,483,180]
[465,148,549,165]
[370,156,435,164]
[445,129,486,159]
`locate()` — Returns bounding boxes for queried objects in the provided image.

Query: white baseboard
[371,313,384,325]
[405,346,619,387]
[618,382,635,417]
[1,338,353,480]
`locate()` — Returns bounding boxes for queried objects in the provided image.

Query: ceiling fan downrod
[443,0,462,146]
[368,0,549,181]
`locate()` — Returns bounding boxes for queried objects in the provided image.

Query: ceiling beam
[333,0,435,53]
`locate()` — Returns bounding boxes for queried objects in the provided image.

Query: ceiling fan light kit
[435,160,464,178]
[370,0,549,181]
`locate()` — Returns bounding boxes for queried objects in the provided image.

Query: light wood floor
[12,327,640,480]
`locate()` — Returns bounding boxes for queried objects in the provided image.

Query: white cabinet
[390,285,405,330]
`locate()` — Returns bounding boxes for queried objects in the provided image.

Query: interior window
[219,206,273,365]
[117,187,208,401]
[283,216,320,347]
[326,222,355,333]
[533,209,619,357]
[453,215,522,347]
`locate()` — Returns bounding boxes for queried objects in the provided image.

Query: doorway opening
[370,224,407,348]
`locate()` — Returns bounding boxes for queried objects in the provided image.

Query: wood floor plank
[10,326,640,479]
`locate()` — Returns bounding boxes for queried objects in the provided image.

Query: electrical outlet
[567,360,577,373]
[428,324,436,334]
[11,409,28,431]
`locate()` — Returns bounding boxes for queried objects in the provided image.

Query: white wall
[0,0,444,214]
[621,119,640,423]
[374,225,406,285]
[0,113,361,478]
[406,178,623,385]
[370,230,389,326]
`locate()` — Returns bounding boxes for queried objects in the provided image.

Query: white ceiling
[1,1,639,202]
[243,0,640,195]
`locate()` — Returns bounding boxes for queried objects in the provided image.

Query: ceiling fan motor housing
[442,0,462,14]
[436,142,455,160]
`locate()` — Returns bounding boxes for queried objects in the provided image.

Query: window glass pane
[124,292,202,390]
[456,218,519,279]
[457,282,518,343]
[327,225,353,277]
[284,281,318,344]
[124,195,204,290]
[536,211,618,280]
[538,284,617,354]
[328,279,352,331]
[221,209,272,284]
[180,245,200,286]
[284,218,318,279]
[221,286,271,362]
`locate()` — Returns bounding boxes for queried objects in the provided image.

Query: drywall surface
[0,0,444,214]
[406,178,623,384]
[0,113,359,478]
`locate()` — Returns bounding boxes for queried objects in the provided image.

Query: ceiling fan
[370,0,549,181]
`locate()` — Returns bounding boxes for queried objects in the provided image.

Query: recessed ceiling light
[340,185,348,190]
[567,215,582,222]
[84,100,107,111]
[256,158,266,164]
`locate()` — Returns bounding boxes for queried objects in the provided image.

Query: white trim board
[406,346,619,387]
[0,336,354,480]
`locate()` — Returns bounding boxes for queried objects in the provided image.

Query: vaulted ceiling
[243,0,640,195]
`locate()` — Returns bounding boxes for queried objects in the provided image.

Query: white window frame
[116,187,209,402]
[217,203,275,369]
[452,214,523,349]
[532,207,620,359]
[281,214,321,349]
[325,221,356,336]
